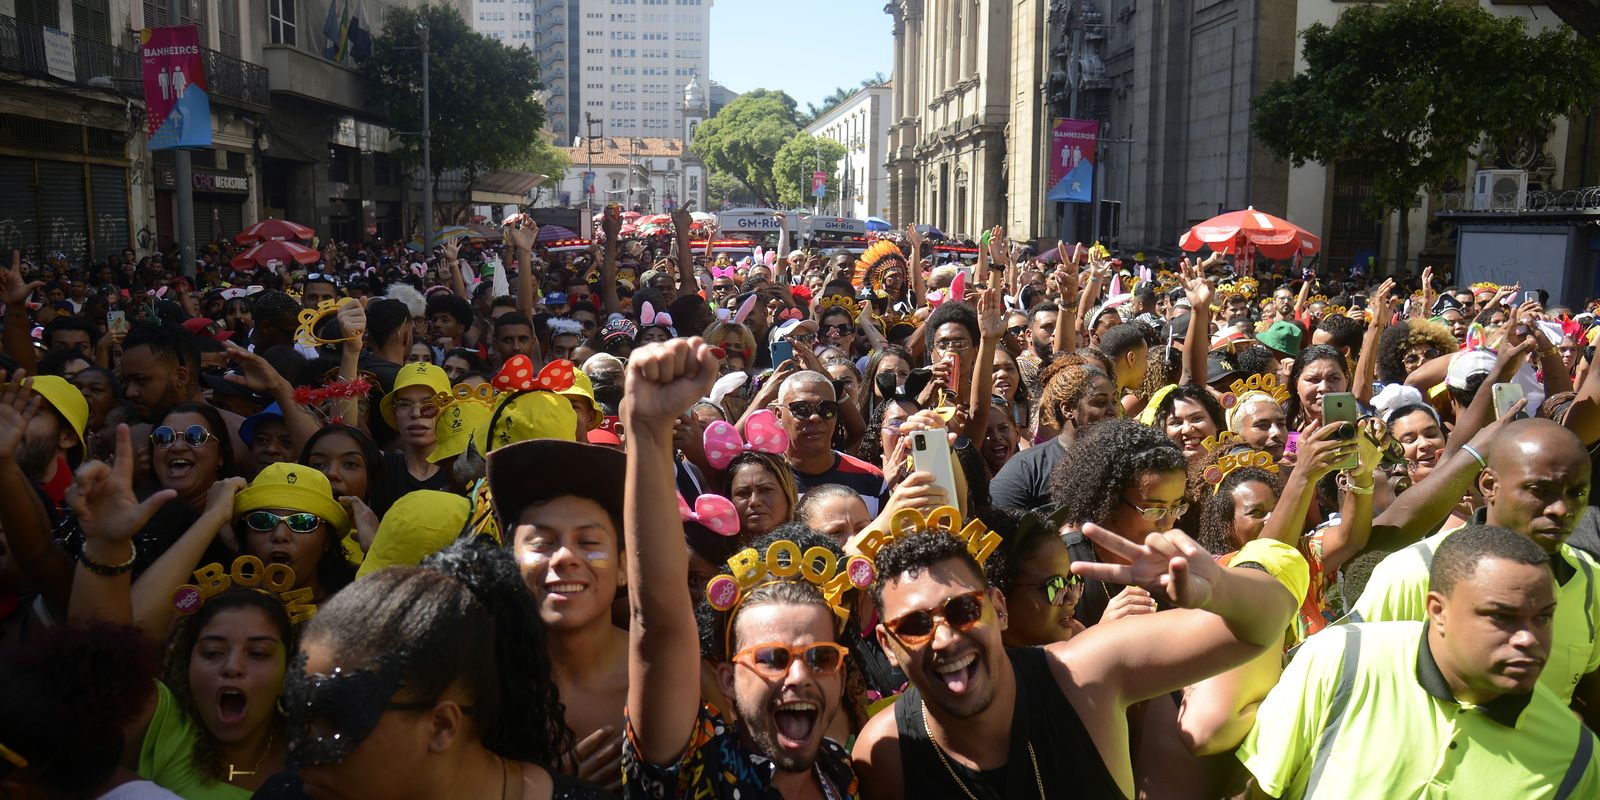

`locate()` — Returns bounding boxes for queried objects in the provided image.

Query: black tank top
[892,646,1125,799]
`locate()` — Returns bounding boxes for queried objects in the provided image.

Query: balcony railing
[1,15,266,110]
[204,47,268,110]
[0,13,138,92]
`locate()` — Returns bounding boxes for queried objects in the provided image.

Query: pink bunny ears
[715,292,758,325]
[640,301,675,333]
[679,492,740,537]
[926,270,967,309]
[702,409,790,470]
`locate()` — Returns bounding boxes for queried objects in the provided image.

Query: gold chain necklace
[921,699,1045,800]
[226,730,273,782]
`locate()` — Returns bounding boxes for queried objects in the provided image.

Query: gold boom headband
[706,538,875,620]
[172,555,317,624]
[295,299,361,348]
[814,293,862,320]
[1203,449,1281,492]
[432,381,497,409]
[1219,373,1290,410]
[849,506,1001,569]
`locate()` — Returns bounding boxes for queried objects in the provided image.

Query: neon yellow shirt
[1349,530,1600,703]
[1239,621,1600,799]
[138,681,252,800]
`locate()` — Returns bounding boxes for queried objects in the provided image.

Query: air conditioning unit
[1472,169,1528,211]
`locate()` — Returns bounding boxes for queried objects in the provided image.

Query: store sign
[193,172,248,192]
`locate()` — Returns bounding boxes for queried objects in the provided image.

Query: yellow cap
[355,490,471,578]
[428,401,494,463]
[234,462,352,536]
[381,362,452,429]
[557,370,604,430]
[27,375,87,450]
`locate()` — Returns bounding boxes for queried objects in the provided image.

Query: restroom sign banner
[142,26,212,150]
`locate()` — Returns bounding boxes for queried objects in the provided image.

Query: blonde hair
[702,320,757,361]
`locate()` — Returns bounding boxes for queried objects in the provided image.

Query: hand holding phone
[770,340,794,367]
[1321,392,1360,470]
[1492,382,1525,420]
[910,430,959,507]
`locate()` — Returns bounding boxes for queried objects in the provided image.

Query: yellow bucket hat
[27,375,87,450]
[429,401,493,463]
[380,362,452,429]
[558,370,604,430]
[473,389,577,452]
[234,462,352,536]
[355,490,471,578]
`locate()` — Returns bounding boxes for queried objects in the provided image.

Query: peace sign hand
[67,424,178,546]
[1072,524,1221,610]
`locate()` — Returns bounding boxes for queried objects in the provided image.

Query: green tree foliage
[705,171,756,210]
[689,89,803,207]
[1254,0,1600,216]
[773,133,849,209]
[361,5,546,193]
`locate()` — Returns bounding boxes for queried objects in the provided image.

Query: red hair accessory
[777,307,803,322]
[492,355,576,392]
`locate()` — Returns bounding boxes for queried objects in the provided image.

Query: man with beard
[487,438,629,793]
[851,521,1299,798]
[1352,418,1600,727]
[775,371,883,514]
[1241,526,1600,798]
[0,373,89,617]
[1013,302,1058,401]
[621,337,859,799]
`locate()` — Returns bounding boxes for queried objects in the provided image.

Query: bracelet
[1461,443,1487,469]
[79,541,137,576]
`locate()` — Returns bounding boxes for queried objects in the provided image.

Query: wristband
[80,541,137,576]
[1460,443,1487,469]
[1337,472,1374,495]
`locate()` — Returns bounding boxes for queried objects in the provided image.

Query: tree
[510,138,572,207]
[1253,0,1600,272]
[801,73,891,124]
[689,89,802,207]
[705,171,756,210]
[361,4,546,224]
[773,133,849,210]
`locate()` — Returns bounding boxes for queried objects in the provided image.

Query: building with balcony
[0,0,268,263]
[804,82,891,221]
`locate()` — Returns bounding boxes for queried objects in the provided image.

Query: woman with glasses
[378,362,453,499]
[817,305,858,356]
[1049,419,1188,626]
[232,463,356,600]
[278,537,605,799]
[1375,318,1457,387]
[984,510,1086,646]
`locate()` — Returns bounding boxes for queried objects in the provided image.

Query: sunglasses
[821,323,854,335]
[284,653,454,768]
[883,590,988,646]
[1007,325,1028,337]
[150,424,213,449]
[245,511,322,534]
[790,332,818,345]
[1020,574,1084,606]
[1121,497,1189,522]
[785,400,839,420]
[732,642,850,679]
[392,399,441,418]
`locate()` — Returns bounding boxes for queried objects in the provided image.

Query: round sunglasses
[150,424,213,449]
[883,590,988,646]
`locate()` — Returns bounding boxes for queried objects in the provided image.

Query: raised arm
[333,299,367,429]
[1053,251,1080,355]
[0,374,74,605]
[1064,526,1298,706]
[221,340,320,454]
[1569,335,1600,446]
[1259,422,1352,549]
[964,288,1003,442]
[443,235,469,299]
[622,337,721,765]
[128,479,243,640]
[507,219,540,320]
[600,207,624,317]
[673,209,697,294]
[1179,258,1213,386]
[1351,278,1395,405]
[905,224,927,301]
[0,250,43,374]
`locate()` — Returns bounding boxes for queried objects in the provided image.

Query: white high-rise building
[472,0,536,47]
[578,0,712,138]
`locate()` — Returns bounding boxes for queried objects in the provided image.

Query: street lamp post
[168,0,195,276]
[419,20,434,254]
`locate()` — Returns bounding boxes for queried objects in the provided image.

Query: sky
[708,0,895,113]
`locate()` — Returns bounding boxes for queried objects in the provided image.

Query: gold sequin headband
[295,299,361,348]
[815,293,862,320]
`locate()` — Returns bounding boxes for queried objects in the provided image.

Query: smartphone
[1525,290,1539,305]
[1322,392,1360,470]
[1492,382,1525,420]
[956,265,975,285]
[107,310,127,334]
[910,429,960,507]
[770,340,795,367]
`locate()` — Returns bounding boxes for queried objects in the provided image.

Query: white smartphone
[1492,382,1525,420]
[909,429,960,507]
[1321,392,1360,471]
[1524,290,1539,305]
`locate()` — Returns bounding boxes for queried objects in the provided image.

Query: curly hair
[163,588,296,783]
[1376,318,1458,385]
[1197,466,1280,555]
[870,526,986,609]
[1,624,159,797]
[1049,419,1186,529]
[1148,383,1227,439]
[859,396,919,467]
[1284,345,1351,425]
[923,300,980,355]
[301,537,573,770]
[1036,360,1106,433]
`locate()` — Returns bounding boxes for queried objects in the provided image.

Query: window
[269,0,296,45]
[71,0,110,43]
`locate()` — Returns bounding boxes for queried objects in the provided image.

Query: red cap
[181,317,234,341]
[586,427,622,446]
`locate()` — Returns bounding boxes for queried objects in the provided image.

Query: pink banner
[1047,119,1098,203]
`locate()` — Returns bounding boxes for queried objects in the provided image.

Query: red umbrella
[234,217,315,246]
[619,223,640,236]
[637,213,670,226]
[1179,206,1320,262]
[621,210,642,221]
[231,239,321,270]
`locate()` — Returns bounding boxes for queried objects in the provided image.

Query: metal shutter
[214,198,242,242]
[0,158,38,257]
[36,160,88,265]
[72,0,110,44]
[90,164,128,261]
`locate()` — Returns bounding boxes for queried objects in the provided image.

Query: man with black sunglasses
[773,370,884,514]
[852,520,1299,799]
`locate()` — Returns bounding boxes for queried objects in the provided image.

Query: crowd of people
[2,203,1599,799]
